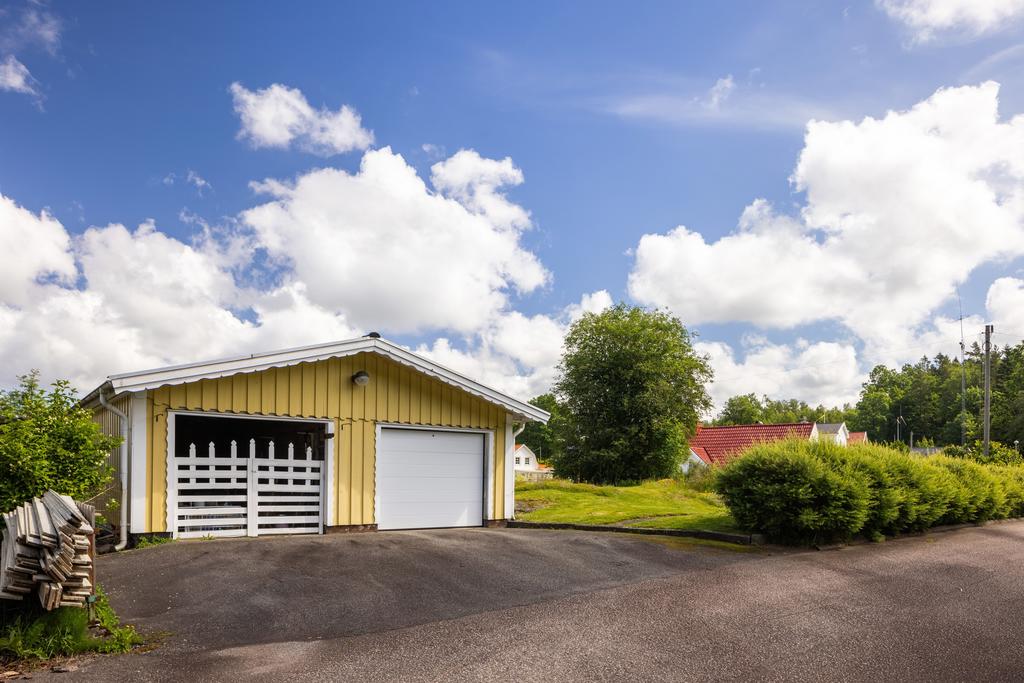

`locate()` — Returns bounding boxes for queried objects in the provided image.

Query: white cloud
[878,0,1024,43]
[421,143,446,159]
[908,313,986,359]
[186,169,212,195]
[565,290,615,322]
[705,75,735,110]
[986,277,1024,340]
[698,338,864,413]
[229,82,373,156]
[607,75,833,130]
[0,208,360,390]
[962,43,1024,84]
[430,149,531,231]
[0,194,75,305]
[629,82,1024,374]
[0,55,38,97]
[0,8,61,56]
[0,7,61,103]
[242,146,548,335]
[74,221,243,349]
[162,170,212,195]
[629,200,846,329]
[417,290,612,398]
[0,145,573,400]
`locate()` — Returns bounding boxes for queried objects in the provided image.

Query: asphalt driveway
[43,522,1024,681]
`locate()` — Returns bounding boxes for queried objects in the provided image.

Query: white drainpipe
[98,389,130,551]
[511,423,525,519]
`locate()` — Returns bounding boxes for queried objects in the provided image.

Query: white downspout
[99,389,130,551]
[513,423,526,441]
[510,423,525,519]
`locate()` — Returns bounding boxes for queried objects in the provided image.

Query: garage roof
[83,336,550,423]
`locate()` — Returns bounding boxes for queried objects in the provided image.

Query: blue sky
[4,1,1024,409]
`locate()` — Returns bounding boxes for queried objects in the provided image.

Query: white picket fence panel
[254,443,322,535]
[173,437,322,538]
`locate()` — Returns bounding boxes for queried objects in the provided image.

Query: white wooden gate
[172,437,322,539]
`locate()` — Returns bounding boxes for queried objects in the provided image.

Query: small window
[515,457,521,465]
[525,457,531,465]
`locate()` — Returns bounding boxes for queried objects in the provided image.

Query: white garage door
[376,428,485,530]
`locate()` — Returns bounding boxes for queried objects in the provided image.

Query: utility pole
[958,290,967,447]
[984,324,993,458]
[960,339,967,447]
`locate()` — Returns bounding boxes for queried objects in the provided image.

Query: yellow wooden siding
[145,352,508,532]
[90,394,130,518]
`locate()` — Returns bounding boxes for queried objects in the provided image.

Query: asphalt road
[36,522,1024,681]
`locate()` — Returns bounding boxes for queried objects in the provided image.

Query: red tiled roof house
[684,422,818,469]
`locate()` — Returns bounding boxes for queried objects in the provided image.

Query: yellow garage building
[83,335,549,543]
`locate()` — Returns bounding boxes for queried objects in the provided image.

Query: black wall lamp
[352,370,370,387]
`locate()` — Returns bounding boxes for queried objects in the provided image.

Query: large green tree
[518,393,563,463]
[0,372,120,512]
[716,394,764,425]
[552,304,712,483]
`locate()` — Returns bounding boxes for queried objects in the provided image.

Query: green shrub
[678,463,717,492]
[0,372,120,512]
[91,586,142,654]
[868,449,953,531]
[0,606,91,661]
[133,535,174,550]
[714,439,1024,545]
[0,586,140,664]
[989,465,1024,517]
[820,445,900,539]
[942,440,1023,466]
[931,456,1006,523]
[714,439,870,544]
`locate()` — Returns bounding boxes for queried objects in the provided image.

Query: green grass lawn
[514,478,741,533]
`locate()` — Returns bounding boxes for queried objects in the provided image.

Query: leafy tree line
[712,340,1024,448]
[713,394,856,427]
[850,341,1024,447]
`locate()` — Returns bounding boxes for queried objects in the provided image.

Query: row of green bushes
[942,440,1023,465]
[714,439,1024,544]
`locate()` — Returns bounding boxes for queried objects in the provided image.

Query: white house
[513,444,553,481]
[813,422,849,446]
[513,444,540,472]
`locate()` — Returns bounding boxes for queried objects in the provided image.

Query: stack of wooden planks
[0,492,95,610]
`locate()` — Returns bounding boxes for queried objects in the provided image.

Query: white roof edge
[94,337,550,423]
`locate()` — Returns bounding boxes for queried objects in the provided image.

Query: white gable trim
[88,337,549,423]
